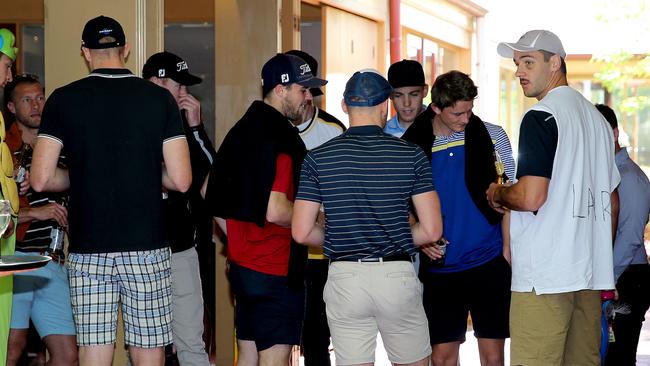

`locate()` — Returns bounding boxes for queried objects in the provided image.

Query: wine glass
[494,150,505,185]
[0,199,13,263]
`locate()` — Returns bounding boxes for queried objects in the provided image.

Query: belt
[330,253,413,263]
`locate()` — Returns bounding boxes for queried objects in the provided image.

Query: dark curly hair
[430,70,477,110]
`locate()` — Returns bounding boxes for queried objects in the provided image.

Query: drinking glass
[0,199,13,263]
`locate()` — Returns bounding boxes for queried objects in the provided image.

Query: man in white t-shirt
[487,30,620,366]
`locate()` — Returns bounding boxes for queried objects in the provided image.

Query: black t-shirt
[38,68,185,253]
[516,110,558,179]
[164,119,217,253]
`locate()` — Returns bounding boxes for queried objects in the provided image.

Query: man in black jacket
[402,71,514,366]
[203,53,326,366]
[143,51,215,366]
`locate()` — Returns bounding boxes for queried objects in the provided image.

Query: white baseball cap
[497,30,566,59]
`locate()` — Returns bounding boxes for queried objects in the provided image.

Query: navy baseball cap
[81,15,126,49]
[285,50,323,96]
[142,51,202,86]
[261,53,327,96]
[343,69,393,107]
[388,59,426,88]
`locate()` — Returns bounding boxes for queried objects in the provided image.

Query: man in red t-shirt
[203,53,327,366]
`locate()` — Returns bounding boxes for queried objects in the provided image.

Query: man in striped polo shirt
[292,70,443,366]
[4,75,77,366]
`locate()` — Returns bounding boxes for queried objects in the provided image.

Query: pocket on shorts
[385,268,422,304]
[323,267,356,304]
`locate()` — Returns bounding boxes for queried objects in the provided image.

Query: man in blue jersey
[402,70,515,366]
[292,69,443,366]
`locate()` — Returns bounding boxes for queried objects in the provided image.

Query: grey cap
[497,30,566,59]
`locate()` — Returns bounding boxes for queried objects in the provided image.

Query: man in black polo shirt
[31,16,191,366]
[292,70,443,366]
[143,51,214,366]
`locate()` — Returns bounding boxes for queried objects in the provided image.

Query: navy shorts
[228,262,304,351]
[422,255,511,344]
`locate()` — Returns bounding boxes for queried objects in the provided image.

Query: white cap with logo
[497,30,566,59]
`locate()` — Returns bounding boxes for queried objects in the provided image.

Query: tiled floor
[308,308,650,365]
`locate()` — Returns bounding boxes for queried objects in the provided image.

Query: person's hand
[3,219,14,238]
[179,86,202,127]
[30,203,68,227]
[19,170,30,196]
[486,182,510,214]
[419,241,444,261]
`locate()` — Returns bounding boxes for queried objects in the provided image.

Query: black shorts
[228,262,305,351]
[422,255,511,344]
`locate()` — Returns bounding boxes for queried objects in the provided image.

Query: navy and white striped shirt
[296,125,434,260]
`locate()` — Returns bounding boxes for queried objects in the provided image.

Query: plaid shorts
[67,247,172,348]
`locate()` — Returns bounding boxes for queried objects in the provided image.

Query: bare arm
[610,188,619,244]
[18,203,68,227]
[266,191,293,227]
[30,137,69,192]
[162,138,192,192]
[486,176,550,213]
[291,199,324,246]
[411,190,443,246]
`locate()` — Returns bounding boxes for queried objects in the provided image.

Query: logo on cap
[176,61,189,72]
[281,74,290,83]
[299,64,311,76]
[158,69,165,77]
[99,28,113,35]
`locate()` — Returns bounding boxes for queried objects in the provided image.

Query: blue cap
[261,53,327,95]
[343,69,393,107]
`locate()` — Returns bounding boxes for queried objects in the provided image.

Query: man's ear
[431,104,442,115]
[274,84,286,98]
[122,43,131,60]
[422,85,429,98]
[550,54,561,72]
[6,101,15,115]
[341,99,349,115]
[81,47,92,63]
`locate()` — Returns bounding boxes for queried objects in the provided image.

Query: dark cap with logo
[344,69,393,107]
[261,53,327,96]
[81,15,126,49]
[142,51,202,86]
[285,50,323,96]
[388,59,426,89]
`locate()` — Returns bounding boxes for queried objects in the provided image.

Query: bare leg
[6,329,28,366]
[237,340,259,366]
[431,342,461,366]
[78,345,114,366]
[258,344,292,366]
[395,355,430,366]
[44,334,79,366]
[129,346,165,366]
[477,338,505,366]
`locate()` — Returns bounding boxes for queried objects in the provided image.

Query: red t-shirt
[226,153,294,276]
